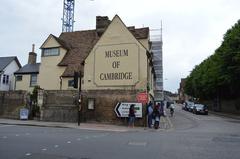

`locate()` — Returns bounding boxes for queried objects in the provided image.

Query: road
[0,105,240,159]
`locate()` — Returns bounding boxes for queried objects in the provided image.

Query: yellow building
[15,46,40,92]
[39,15,155,96]
[16,15,156,123]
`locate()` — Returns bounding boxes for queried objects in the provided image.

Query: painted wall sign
[94,43,140,86]
[136,92,148,104]
[114,102,142,118]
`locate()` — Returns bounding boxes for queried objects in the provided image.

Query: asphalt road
[1,105,240,159]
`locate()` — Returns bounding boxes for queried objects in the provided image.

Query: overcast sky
[0,0,240,92]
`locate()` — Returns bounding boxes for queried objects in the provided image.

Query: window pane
[30,74,37,86]
[68,80,74,87]
[43,48,59,56]
[16,75,22,81]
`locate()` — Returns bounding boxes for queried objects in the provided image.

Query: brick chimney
[96,16,111,36]
[28,44,37,64]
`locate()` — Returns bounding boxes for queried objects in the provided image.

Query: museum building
[15,15,156,124]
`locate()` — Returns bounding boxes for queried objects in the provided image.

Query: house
[14,45,40,92]
[0,56,21,91]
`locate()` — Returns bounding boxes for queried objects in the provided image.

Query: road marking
[25,153,31,156]
[0,125,15,128]
[128,141,147,146]
[15,134,19,137]
[54,145,59,148]
[67,141,71,144]
[42,148,47,151]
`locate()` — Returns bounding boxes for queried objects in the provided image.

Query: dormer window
[42,48,59,56]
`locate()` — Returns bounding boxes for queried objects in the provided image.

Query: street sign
[114,102,142,118]
[20,108,29,120]
[136,92,148,104]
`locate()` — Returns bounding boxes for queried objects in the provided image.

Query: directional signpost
[114,102,143,118]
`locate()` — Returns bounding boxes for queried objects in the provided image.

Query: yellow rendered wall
[15,75,34,92]
[83,15,149,91]
[38,36,67,90]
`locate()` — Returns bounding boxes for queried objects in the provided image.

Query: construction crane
[62,0,75,32]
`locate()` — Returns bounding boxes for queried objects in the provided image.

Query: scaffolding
[62,0,75,32]
[150,25,163,101]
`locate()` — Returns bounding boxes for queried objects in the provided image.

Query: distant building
[178,78,191,102]
[14,45,40,92]
[0,56,21,91]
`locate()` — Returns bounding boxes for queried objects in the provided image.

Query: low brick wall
[81,90,146,126]
[40,90,78,122]
[0,91,27,119]
[201,98,240,115]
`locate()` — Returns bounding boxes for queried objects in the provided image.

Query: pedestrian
[146,101,153,128]
[128,104,136,128]
[152,103,161,129]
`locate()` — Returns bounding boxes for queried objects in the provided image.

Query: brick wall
[81,90,146,126]
[40,90,78,122]
[0,91,27,119]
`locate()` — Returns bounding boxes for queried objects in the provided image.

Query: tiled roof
[57,27,149,77]
[14,63,40,74]
[0,56,21,71]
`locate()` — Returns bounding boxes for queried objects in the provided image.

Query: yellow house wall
[15,74,34,92]
[83,16,150,91]
[139,39,150,51]
[38,36,67,90]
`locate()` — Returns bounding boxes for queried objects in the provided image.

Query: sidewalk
[0,117,172,132]
[209,111,240,120]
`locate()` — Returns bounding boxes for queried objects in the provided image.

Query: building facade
[0,56,21,91]
[15,46,40,92]
[16,15,157,124]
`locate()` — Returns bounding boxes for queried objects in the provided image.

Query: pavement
[0,116,173,132]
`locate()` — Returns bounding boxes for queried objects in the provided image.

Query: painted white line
[15,134,19,137]
[42,148,47,151]
[67,141,71,144]
[54,145,59,148]
[25,153,31,156]
[0,125,15,128]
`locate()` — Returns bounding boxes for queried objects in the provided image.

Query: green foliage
[185,20,240,99]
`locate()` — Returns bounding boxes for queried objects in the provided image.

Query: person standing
[128,104,136,128]
[146,101,153,128]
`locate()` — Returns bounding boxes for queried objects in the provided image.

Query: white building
[0,56,21,91]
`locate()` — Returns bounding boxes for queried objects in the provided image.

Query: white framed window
[3,74,9,84]
[30,74,37,87]
[42,48,59,56]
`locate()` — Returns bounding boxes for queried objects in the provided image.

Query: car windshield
[195,104,204,108]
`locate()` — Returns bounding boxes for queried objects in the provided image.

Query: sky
[0,0,240,93]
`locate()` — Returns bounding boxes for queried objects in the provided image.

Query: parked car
[185,101,194,111]
[193,104,208,115]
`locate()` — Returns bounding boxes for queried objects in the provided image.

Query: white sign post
[114,102,142,118]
